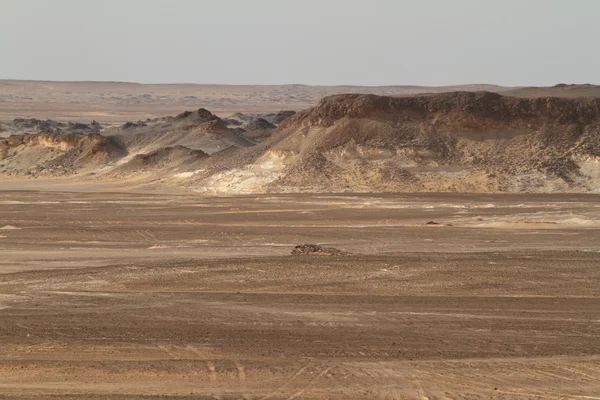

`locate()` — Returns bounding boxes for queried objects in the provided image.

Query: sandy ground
[0,191,599,399]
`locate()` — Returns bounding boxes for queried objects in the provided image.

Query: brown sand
[0,191,599,399]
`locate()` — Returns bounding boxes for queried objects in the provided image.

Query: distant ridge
[3,91,600,194]
[0,79,516,123]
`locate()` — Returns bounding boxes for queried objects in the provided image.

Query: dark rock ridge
[244,118,276,132]
[271,92,600,192]
[262,110,296,125]
[282,92,600,128]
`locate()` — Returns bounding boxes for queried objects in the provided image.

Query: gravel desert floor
[0,191,599,399]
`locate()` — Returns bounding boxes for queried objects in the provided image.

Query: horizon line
[0,78,524,88]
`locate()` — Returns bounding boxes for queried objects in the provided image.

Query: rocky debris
[13,118,46,128]
[37,121,58,133]
[244,118,276,132]
[1,118,104,135]
[120,145,208,171]
[122,121,147,129]
[145,116,174,124]
[225,111,296,129]
[222,112,296,145]
[11,118,64,133]
[262,110,296,125]
[68,122,90,130]
[67,122,99,133]
[229,112,255,122]
[223,118,243,126]
[424,221,453,227]
[291,244,346,256]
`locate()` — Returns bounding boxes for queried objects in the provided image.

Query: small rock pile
[291,244,346,256]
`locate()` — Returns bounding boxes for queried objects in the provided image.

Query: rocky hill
[2,92,600,193]
[0,108,249,178]
[187,92,600,193]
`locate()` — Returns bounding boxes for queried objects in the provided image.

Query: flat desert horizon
[0,79,520,122]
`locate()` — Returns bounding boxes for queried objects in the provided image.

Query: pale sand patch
[174,169,205,179]
[0,225,20,230]
[195,151,288,194]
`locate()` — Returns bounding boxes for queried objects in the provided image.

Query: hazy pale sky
[0,0,598,86]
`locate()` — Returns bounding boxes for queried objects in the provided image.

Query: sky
[0,0,598,86]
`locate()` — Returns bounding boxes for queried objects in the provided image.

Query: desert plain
[0,190,599,399]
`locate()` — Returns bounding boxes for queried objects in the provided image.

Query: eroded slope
[220,92,600,193]
[2,92,600,193]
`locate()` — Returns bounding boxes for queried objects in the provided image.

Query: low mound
[113,108,254,156]
[174,108,224,126]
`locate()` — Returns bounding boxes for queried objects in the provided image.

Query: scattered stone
[68,122,90,130]
[13,118,43,128]
[244,118,276,132]
[122,121,146,129]
[291,244,346,256]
